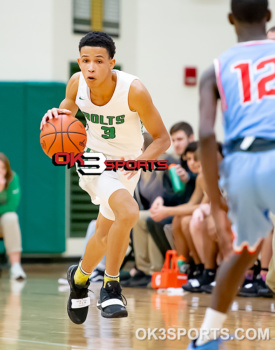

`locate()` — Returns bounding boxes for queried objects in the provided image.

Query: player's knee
[116,202,139,226]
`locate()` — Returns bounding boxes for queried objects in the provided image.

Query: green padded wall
[0,82,66,253]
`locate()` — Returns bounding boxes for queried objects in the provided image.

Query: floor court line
[0,337,91,349]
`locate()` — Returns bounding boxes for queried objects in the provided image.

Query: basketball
[40,114,87,158]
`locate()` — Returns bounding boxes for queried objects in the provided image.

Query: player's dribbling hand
[40,108,72,130]
[123,170,139,180]
[119,157,139,180]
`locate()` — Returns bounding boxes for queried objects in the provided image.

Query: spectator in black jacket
[146,122,196,258]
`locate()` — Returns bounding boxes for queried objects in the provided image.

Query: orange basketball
[40,115,87,158]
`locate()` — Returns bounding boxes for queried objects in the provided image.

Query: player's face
[0,160,7,178]
[171,131,192,156]
[77,46,115,88]
[186,152,201,174]
[267,31,275,40]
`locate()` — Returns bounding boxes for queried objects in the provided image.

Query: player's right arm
[199,66,220,209]
[199,65,233,258]
[40,73,80,130]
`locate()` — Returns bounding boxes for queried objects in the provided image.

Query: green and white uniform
[75,70,143,220]
[76,69,143,157]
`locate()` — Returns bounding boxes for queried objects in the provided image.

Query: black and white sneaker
[89,268,104,283]
[201,281,216,294]
[97,281,128,318]
[67,265,91,324]
[182,278,204,293]
[121,270,151,288]
[182,269,216,293]
[238,277,274,298]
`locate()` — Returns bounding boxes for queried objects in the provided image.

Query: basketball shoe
[67,265,91,324]
[187,338,224,349]
[238,276,273,298]
[183,269,216,293]
[201,281,216,294]
[97,280,128,318]
[10,263,26,280]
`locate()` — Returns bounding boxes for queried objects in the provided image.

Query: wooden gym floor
[0,264,274,350]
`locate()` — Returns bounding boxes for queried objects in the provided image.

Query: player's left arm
[129,79,171,160]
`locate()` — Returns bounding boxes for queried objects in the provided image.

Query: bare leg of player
[81,213,114,273]
[195,241,264,346]
[106,189,139,276]
[91,189,139,319]
[66,190,139,322]
[66,212,115,325]
[211,241,263,312]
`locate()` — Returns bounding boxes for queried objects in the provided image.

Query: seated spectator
[182,144,224,292]
[150,144,206,279]
[122,132,165,288]
[183,143,274,296]
[146,122,197,258]
[185,203,222,292]
[0,153,26,280]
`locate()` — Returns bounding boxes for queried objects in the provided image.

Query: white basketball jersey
[75,70,143,157]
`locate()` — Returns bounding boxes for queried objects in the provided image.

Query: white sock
[196,308,227,346]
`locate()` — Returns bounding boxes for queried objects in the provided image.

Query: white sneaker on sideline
[10,263,26,280]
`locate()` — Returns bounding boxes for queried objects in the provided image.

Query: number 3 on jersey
[101,126,115,139]
[232,57,275,104]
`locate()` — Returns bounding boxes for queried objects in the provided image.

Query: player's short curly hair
[79,31,116,58]
[231,0,269,23]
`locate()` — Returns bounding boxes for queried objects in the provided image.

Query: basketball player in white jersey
[40,31,170,323]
